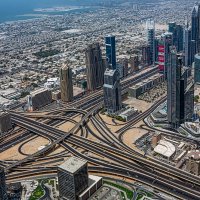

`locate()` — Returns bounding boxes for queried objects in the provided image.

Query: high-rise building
[194,54,200,83]
[85,43,104,91]
[154,37,159,63]
[176,25,184,52]
[0,167,8,200]
[58,157,88,200]
[191,4,199,52]
[105,35,116,69]
[121,58,129,77]
[60,64,73,102]
[190,40,196,64]
[168,22,184,52]
[185,81,194,121]
[118,58,128,78]
[167,48,194,128]
[184,26,192,67]
[146,19,155,64]
[0,112,12,136]
[130,55,139,72]
[167,47,184,128]
[158,32,173,77]
[103,69,122,114]
[141,45,151,66]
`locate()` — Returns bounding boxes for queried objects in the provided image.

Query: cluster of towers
[59,35,122,114]
[143,3,200,78]
[142,3,200,128]
[85,35,122,113]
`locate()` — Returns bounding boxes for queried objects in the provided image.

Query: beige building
[0,112,12,135]
[151,132,162,148]
[60,64,73,102]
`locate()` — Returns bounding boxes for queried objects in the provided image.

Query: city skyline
[0,1,200,200]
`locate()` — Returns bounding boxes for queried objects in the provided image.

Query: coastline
[0,6,91,25]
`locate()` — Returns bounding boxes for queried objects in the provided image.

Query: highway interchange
[1,67,200,200]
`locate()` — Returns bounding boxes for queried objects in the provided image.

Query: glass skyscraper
[103,69,122,114]
[167,48,184,128]
[191,4,199,52]
[105,35,116,69]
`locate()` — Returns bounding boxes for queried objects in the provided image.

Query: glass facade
[105,36,116,69]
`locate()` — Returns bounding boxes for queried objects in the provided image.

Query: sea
[0,0,94,24]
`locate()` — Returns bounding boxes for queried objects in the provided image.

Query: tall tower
[105,35,116,69]
[146,19,155,65]
[58,157,88,200]
[130,55,139,72]
[184,26,192,67]
[103,69,122,114]
[141,45,151,66]
[167,47,184,128]
[191,4,199,52]
[168,22,183,52]
[60,64,73,102]
[85,43,104,91]
[158,32,173,77]
[0,167,8,200]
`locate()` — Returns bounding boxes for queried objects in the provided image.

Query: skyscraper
[141,45,151,66]
[105,35,116,69]
[58,157,88,200]
[158,32,173,77]
[167,47,184,128]
[184,26,192,67]
[191,4,199,52]
[103,69,122,114]
[167,48,194,128]
[176,24,184,52]
[154,37,159,63]
[85,43,104,91]
[185,81,194,121]
[0,167,8,200]
[146,19,155,64]
[60,64,73,102]
[130,55,139,72]
[168,22,183,52]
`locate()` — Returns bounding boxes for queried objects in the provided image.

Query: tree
[194,95,199,103]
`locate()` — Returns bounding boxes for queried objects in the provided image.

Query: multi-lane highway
[3,67,199,200]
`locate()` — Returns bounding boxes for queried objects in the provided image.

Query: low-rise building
[186,150,200,176]
[27,88,52,111]
[119,107,138,121]
[128,74,164,98]
[154,140,176,159]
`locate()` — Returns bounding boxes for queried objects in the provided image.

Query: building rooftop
[0,111,9,117]
[187,150,200,160]
[30,88,49,96]
[58,157,87,174]
[154,140,176,158]
[104,69,116,76]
